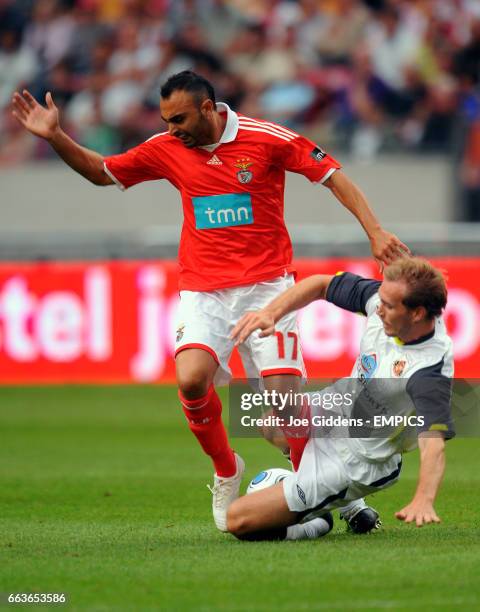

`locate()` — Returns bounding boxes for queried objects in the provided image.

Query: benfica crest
[234,158,253,184]
[176,324,185,342]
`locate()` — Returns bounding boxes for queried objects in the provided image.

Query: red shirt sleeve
[273,135,341,184]
[103,138,168,190]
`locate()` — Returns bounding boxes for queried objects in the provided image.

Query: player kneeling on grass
[228,257,455,541]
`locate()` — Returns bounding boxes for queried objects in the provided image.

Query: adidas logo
[207,154,222,166]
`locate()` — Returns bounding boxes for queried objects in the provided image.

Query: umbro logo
[296,485,306,505]
[207,154,222,166]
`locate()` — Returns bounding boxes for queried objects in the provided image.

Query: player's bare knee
[177,371,209,400]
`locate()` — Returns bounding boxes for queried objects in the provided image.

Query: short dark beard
[195,114,217,147]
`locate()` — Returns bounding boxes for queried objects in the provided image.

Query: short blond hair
[384,257,447,319]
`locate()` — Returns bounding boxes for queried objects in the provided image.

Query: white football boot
[207,453,245,532]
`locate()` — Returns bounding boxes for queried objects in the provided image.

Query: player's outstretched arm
[231,274,333,345]
[323,170,410,269]
[11,90,112,186]
[395,433,445,527]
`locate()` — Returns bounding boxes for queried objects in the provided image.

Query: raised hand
[11,90,60,140]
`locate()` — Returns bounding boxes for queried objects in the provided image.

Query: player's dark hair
[384,257,447,319]
[160,71,216,106]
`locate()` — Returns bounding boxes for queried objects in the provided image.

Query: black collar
[395,328,435,346]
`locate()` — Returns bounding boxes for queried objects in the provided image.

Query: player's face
[160,90,215,148]
[377,280,416,339]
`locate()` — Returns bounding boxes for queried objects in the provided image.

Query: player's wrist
[266,306,281,324]
[46,125,64,144]
[412,492,435,505]
[365,223,383,239]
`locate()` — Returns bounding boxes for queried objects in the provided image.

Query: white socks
[285,517,331,541]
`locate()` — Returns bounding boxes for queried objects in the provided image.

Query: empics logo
[192,193,254,229]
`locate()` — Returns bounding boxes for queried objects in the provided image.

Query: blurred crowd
[1,0,480,217]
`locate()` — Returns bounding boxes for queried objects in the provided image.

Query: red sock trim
[286,436,309,471]
[282,400,310,471]
[178,384,215,412]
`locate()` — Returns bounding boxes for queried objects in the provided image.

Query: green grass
[0,386,479,611]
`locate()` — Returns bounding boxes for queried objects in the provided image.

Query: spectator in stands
[23,0,76,71]
[0,27,38,109]
[0,0,478,174]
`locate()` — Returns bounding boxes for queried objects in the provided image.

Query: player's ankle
[286,514,333,540]
[213,449,237,478]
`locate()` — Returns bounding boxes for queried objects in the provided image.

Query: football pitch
[1,386,479,611]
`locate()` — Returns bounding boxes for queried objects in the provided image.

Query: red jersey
[104,104,341,291]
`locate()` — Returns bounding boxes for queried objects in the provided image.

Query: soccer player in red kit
[12,71,409,531]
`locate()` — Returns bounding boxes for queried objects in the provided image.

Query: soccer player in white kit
[228,257,455,540]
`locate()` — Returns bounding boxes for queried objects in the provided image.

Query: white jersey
[315,272,455,462]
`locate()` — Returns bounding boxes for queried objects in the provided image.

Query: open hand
[395,499,441,527]
[12,90,60,140]
[230,310,275,345]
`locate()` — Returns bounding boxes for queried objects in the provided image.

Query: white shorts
[283,436,402,512]
[174,274,306,386]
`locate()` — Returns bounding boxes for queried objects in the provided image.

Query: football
[246,468,292,494]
